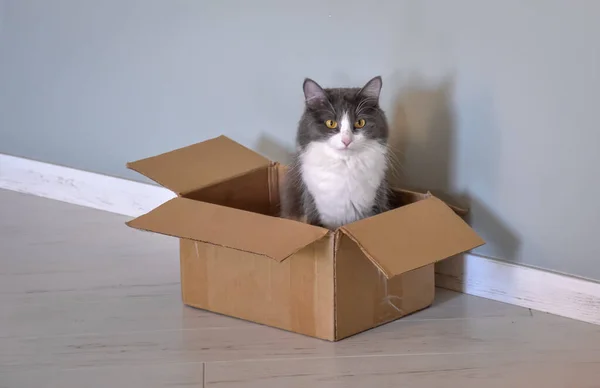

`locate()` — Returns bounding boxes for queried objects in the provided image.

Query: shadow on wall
[388,75,521,283]
[387,76,456,195]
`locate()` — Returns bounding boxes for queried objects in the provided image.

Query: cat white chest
[300,142,387,229]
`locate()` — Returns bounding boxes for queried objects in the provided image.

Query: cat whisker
[355,97,378,116]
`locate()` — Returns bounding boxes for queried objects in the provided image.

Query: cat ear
[303,78,327,105]
[358,76,382,101]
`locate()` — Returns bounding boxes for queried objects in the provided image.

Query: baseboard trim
[0,154,175,218]
[435,254,600,325]
[2,153,599,325]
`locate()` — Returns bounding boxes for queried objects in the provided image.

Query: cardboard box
[126,135,484,341]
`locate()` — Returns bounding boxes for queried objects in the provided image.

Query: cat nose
[342,138,352,147]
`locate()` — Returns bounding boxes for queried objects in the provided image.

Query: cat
[280,76,391,230]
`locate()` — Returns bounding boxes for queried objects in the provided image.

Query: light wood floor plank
[1,295,254,339]
[2,312,598,372]
[404,287,532,321]
[0,362,206,388]
[204,350,600,388]
[1,189,599,387]
[0,288,531,340]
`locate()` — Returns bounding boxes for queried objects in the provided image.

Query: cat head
[296,76,389,154]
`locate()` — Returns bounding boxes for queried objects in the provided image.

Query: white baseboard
[1,153,599,325]
[0,154,175,218]
[435,254,600,325]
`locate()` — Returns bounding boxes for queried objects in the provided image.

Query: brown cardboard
[126,135,485,341]
[186,167,274,215]
[180,236,335,340]
[127,197,329,262]
[127,135,270,195]
[340,196,484,278]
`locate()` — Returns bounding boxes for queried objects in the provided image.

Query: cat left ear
[358,76,382,101]
[303,78,327,105]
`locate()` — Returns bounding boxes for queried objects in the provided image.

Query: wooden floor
[1,189,599,388]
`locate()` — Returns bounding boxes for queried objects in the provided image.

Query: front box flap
[340,196,484,278]
[126,197,330,262]
[127,135,271,195]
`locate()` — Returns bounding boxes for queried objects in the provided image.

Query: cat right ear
[358,76,382,101]
[303,78,327,105]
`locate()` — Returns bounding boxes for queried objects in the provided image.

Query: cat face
[296,76,389,154]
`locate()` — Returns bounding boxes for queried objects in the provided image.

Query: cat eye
[325,120,338,129]
[354,119,366,128]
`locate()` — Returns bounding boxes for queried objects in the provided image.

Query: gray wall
[1,0,599,280]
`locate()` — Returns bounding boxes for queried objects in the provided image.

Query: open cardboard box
[126,135,484,341]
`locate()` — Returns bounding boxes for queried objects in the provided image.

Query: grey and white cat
[281,76,391,230]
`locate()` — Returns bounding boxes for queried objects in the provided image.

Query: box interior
[185,163,438,221]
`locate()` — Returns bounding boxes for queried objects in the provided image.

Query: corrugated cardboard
[126,135,485,341]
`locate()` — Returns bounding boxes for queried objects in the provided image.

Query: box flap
[390,188,468,217]
[126,197,330,262]
[339,196,484,278]
[127,135,271,195]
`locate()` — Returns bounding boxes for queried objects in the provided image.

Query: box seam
[333,231,339,341]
